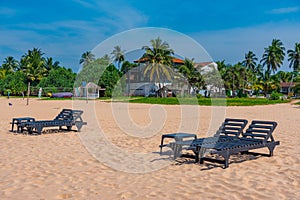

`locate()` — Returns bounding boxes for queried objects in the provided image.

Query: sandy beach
[0,97,299,200]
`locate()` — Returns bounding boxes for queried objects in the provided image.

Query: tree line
[1,38,299,98]
[78,38,300,97]
[0,48,75,97]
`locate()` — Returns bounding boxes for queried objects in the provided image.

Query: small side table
[10,117,35,133]
[160,133,197,155]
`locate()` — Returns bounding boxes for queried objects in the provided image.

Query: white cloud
[72,0,148,31]
[0,19,109,71]
[268,7,300,14]
[190,22,300,71]
[0,1,149,71]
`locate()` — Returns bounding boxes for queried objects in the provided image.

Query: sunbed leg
[194,152,199,163]
[198,147,206,164]
[75,121,85,132]
[267,144,276,157]
[36,126,43,135]
[76,123,83,132]
[173,144,180,159]
[28,127,33,134]
[221,150,230,168]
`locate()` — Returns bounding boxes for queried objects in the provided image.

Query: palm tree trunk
[26,82,30,105]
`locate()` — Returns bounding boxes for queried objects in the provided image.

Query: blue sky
[1,0,300,72]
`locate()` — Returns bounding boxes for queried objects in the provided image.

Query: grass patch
[127,97,290,106]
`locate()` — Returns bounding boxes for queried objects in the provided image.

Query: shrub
[269,91,282,100]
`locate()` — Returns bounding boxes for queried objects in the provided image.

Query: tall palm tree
[287,42,300,72]
[141,37,174,97]
[2,56,19,72]
[20,48,47,82]
[79,51,95,67]
[261,39,285,73]
[20,48,46,105]
[111,46,125,70]
[242,51,258,71]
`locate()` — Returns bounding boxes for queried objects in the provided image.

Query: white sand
[0,98,299,199]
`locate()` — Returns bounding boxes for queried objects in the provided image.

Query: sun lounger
[10,117,35,133]
[196,120,280,168]
[15,109,87,135]
[165,118,248,158]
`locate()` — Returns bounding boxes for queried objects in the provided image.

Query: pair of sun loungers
[10,109,87,135]
[162,118,280,168]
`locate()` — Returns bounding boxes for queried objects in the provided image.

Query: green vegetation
[1,37,299,103]
[0,48,75,98]
[127,97,290,106]
[75,57,122,97]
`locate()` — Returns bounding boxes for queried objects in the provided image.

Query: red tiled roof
[194,62,214,68]
[172,58,184,64]
[280,82,298,87]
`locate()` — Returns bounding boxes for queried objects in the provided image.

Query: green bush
[196,94,203,98]
[269,91,282,100]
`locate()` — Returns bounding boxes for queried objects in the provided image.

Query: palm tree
[141,37,174,97]
[242,51,258,71]
[237,64,248,89]
[277,71,293,82]
[111,46,125,70]
[45,57,60,71]
[242,52,257,87]
[102,54,111,63]
[287,42,300,72]
[178,58,204,95]
[21,48,47,81]
[20,48,46,105]
[258,71,280,96]
[223,66,237,92]
[1,56,19,72]
[261,39,285,73]
[79,51,95,67]
[216,60,227,78]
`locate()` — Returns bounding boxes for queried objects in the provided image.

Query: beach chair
[16,109,87,135]
[196,120,280,168]
[166,118,248,159]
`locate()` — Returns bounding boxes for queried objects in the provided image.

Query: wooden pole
[26,82,30,105]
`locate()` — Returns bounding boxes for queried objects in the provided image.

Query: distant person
[7,91,10,99]
[38,87,42,99]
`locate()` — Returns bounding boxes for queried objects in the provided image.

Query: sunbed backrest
[242,120,277,142]
[71,110,84,122]
[215,118,248,137]
[54,109,74,121]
